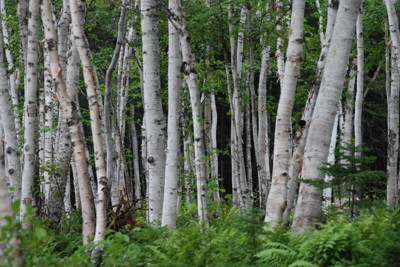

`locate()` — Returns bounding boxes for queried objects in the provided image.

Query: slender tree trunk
[0,137,22,263]
[276,0,285,84]
[42,57,54,205]
[70,0,108,244]
[169,0,209,222]
[257,44,271,209]
[384,0,400,72]
[20,0,40,221]
[141,0,167,223]
[354,7,364,158]
[17,0,29,63]
[387,48,399,207]
[228,3,250,209]
[162,3,181,228]
[341,59,357,150]
[105,0,128,210]
[292,0,362,232]
[0,24,22,203]
[265,0,305,226]
[42,0,96,243]
[1,0,21,142]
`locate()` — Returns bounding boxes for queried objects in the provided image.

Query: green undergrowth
[2,205,400,266]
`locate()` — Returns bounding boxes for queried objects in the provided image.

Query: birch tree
[70,0,108,244]
[292,0,363,232]
[20,0,40,221]
[0,136,21,263]
[283,0,339,221]
[105,0,128,209]
[141,0,167,222]
[168,0,209,222]
[354,6,364,159]
[0,21,22,203]
[162,0,181,229]
[265,0,306,226]
[387,49,399,207]
[41,0,96,243]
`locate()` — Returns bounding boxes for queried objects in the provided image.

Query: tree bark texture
[292,0,362,232]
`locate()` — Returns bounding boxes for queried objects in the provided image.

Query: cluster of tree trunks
[2,0,400,261]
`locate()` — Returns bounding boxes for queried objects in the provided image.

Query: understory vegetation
[2,204,400,266]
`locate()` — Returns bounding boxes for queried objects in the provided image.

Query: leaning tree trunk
[161,0,181,229]
[283,0,338,221]
[20,0,40,221]
[0,20,22,203]
[1,0,21,142]
[292,0,362,232]
[70,0,108,245]
[42,0,96,244]
[105,0,128,210]
[169,0,209,222]
[265,0,305,227]
[141,0,167,223]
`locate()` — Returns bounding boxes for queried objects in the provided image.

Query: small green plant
[301,143,386,218]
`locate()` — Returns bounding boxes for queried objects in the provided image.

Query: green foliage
[3,205,400,266]
[300,143,386,218]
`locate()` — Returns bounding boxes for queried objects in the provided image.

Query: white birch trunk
[42,0,96,243]
[387,49,399,207]
[20,0,40,221]
[43,58,54,204]
[292,0,362,232]
[384,0,400,72]
[228,4,250,209]
[161,5,181,228]
[323,108,339,208]
[283,0,338,221]
[341,59,357,150]
[1,0,22,141]
[141,0,167,223]
[265,0,306,226]
[105,0,128,210]
[0,24,22,203]
[169,0,209,221]
[0,137,20,261]
[354,7,364,158]
[70,0,108,244]
[276,0,285,84]
[257,45,271,209]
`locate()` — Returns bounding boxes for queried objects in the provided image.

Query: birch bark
[292,0,362,232]
[354,7,364,159]
[283,0,338,221]
[387,50,399,207]
[20,0,40,221]
[265,0,305,226]
[70,0,108,243]
[162,0,181,229]
[105,0,128,210]
[0,137,21,262]
[1,0,21,141]
[384,0,400,72]
[169,0,209,221]
[0,22,22,203]
[141,0,167,222]
[41,0,96,243]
